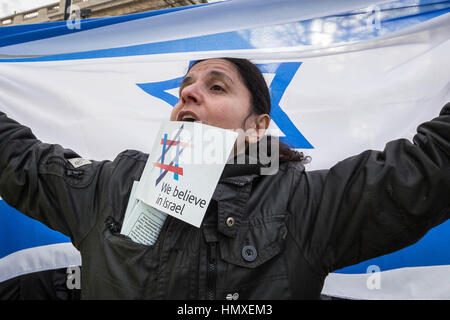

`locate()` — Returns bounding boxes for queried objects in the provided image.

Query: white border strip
[322,265,450,300]
[0,243,81,282]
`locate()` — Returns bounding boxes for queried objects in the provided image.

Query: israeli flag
[0,0,449,299]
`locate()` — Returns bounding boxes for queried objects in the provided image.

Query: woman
[0,57,448,299]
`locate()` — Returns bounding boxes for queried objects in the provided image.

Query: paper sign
[120,180,140,234]
[120,181,167,246]
[120,200,167,246]
[135,121,238,228]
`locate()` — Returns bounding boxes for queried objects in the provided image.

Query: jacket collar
[219,153,262,182]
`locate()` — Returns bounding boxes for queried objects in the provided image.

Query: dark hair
[188,58,309,164]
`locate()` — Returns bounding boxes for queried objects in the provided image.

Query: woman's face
[170,59,254,130]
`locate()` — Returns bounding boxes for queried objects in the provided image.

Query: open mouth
[177,111,201,123]
[181,114,197,122]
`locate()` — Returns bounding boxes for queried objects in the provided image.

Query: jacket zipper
[206,242,217,300]
[105,216,122,234]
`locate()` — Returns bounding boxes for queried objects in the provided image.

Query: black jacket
[0,104,449,299]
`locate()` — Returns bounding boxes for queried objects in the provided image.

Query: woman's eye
[210,85,225,92]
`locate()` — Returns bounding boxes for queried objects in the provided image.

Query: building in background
[1,0,207,26]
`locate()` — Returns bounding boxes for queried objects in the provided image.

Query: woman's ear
[256,113,270,130]
[245,114,270,144]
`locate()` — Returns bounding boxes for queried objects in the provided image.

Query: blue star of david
[137,62,313,149]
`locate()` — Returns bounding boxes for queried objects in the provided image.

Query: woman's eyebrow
[207,70,234,84]
[179,70,234,94]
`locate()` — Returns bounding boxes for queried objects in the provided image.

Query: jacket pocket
[90,217,158,297]
[218,216,288,268]
[103,216,156,251]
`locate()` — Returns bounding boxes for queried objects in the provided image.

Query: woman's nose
[180,83,202,105]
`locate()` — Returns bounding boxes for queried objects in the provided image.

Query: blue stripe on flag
[0,200,70,259]
[1,2,448,63]
[334,219,450,274]
[0,3,213,48]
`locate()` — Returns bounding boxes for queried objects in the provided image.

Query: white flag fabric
[0,0,449,299]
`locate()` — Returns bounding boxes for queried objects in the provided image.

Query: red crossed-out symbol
[153,124,190,186]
